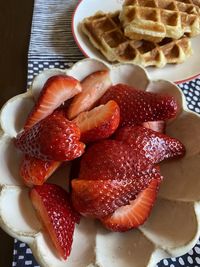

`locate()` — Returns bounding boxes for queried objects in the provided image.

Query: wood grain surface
[0,0,34,266]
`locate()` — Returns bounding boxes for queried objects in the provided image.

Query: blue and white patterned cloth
[12,0,200,266]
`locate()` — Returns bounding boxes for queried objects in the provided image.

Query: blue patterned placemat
[12,0,200,266]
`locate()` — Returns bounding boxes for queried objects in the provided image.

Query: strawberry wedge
[30,184,80,260]
[25,75,82,129]
[78,140,153,180]
[15,111,85,161]
[100,84,178,126]
[20,155,62,187]
[67,70,112,119]
[73,100,120,143]
[71,178,147,218]
[71,166,161,219]
[115,126,185,164]
[101,179,160,231]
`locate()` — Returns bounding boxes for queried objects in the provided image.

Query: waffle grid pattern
[121,0,200,42]
[82,12,192,67]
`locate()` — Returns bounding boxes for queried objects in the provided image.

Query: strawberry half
[71,171,160,219]
[20,155,62,187]
[30,184,80,260]
[73,100,120,143]
[101,179,160,231]
[15,111,85,161]
[100,84,178,126]
[115,126,185,164]
[142,121,166,133]
[67,70,112,119]
[79,140,156,180]
[25,75,82,129]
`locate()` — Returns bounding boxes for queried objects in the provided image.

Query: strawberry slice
[20,155,62,187]
[101,179,160,231]
[100,84,178,126]
[142,121,165,133]
[15,111,85,161]
[115,126,185,164]
[30,184,80,260]
[71,171,161,219]
[73,100,120,143]
[79,140,157,180]
[24,75,82,129]
[67,70,112,119]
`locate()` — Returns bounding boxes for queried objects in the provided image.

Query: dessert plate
[1,58,200,267]
[72,0,200,83]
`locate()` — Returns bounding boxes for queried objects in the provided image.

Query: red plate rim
[71,0,200,85]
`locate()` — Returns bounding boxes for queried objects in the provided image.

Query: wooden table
[0,0,34,265]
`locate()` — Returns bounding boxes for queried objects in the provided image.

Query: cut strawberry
[101,179,160,232]
[115,126,185,164]
[30,184,80,260]
[100,84,178,126]
[24,75,82,129]
[73,100,120,143]
[20,155,62,187]
[71,172,161,218]
[67,70,112,119]
[79,140,157,180]
[15,111,85,161]
[142,121,166,133]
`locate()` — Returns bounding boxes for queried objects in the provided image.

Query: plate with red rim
[72,0,200,84]
[1,58,200,267]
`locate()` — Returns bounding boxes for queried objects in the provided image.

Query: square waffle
[120,0,200,42]
[81,11,192,67]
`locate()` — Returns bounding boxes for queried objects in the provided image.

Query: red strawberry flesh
[79,140,154,180]
[115,126,185,164]
[15,111,85,161]
[20,155,61,187]
[68,70,112,119]
[73,100,120,143]
[101,178,160,231]
[30,184,80,260]
[100,84,178,126]
[25,75,82,129]
[71,170,161,219]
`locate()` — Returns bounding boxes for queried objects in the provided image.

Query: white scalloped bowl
[0,58,200,267]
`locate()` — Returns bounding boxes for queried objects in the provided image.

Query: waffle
[81,11,192,68]
[120,0,200,42]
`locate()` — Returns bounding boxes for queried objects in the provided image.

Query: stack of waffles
[81,0,200,67]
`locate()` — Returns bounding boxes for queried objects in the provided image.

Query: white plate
[72,0,200,83]
[1,58,200,267]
